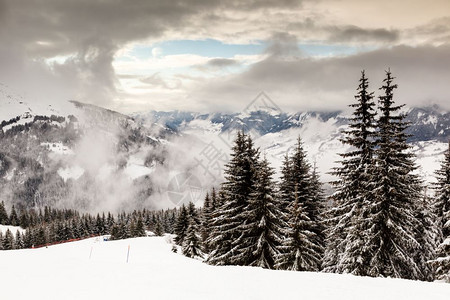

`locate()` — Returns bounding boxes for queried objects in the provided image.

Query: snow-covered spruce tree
[310,164,326,254]
[2,229,14,250]
[276,138,324,271]
[154,219,164,236]
[9,205,19,226]
[323,70,376,275]
[187,201,201,227]
[434,141,450,242]
[414,191,439,281]
[368,70,425,280]
[232,156,283,269]
[210,187,218,211]
[135,217,146,237]
[207,131,259,266]
[182,219,203,259]
[0,201,9,225]
[174,204,189,245]
[15,231,24,249]
[201,192,213,253]
[432,141,450,282]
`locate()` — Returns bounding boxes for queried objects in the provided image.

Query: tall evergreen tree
[15,231,24,249]
[201,192,212,253]
[2,229,14,250]
[135,217,146,237]
[9,205,19,226]
[0,201,9,225]
[414,191,438,281]
[207,131,259,266]
[182,219,203,258]
[234,156,283,268]
[276,139,324,271]
[368,70,424,280]
[324,70,377,275]
[174,204,189,245]
[434,141,450,241]
[432,141,450,282]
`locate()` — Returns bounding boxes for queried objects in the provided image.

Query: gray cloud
[405,17,450,44]
[140,73,182,90]
[0,0,304,108]
[190,45,450,112]
[206,58,239,67]
[329,26,399,43]
[265,32,302,57]
[193,58,240,73]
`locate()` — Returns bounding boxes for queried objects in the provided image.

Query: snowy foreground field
[1,236,449,300]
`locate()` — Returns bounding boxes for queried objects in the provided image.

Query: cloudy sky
[1,0,449,114]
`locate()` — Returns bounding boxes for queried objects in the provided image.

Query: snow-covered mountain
[1,81,449,211]
[0,84,178,212]
[135,105,450,190]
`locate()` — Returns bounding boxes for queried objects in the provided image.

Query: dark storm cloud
[0,0,302,106]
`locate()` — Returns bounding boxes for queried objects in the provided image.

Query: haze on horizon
[0,0,449,114]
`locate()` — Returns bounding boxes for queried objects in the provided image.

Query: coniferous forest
[1,70,449,283]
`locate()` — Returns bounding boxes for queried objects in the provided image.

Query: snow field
[1,235,449,300]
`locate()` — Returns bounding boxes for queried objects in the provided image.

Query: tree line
[0,204,182,250]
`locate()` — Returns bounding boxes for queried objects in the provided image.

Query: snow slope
[0,236,449,300]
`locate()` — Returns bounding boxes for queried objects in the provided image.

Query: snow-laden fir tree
[201,192,213,253]
[135,217,146,237]
[154,219,164,236]
[323,70,377,275]
[182,218,203,259]
[276,137,324,271]
[207,131,259,266]
[232,156,283,268]
[2,229,14,250]
[174,204,189,245]
[414,190,439,281]
[368,70,425,280]
[187,201,201,227]
[0,201,8,224]
[432,141,450,282]
[15,231,24,249]
[9,205,19,226]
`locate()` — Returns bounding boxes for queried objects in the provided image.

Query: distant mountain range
[1,83,449,210]
[136,105,450,143]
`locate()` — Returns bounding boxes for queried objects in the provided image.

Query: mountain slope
[0,85,176,211]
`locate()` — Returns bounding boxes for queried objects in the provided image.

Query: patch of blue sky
[117,39,267,61]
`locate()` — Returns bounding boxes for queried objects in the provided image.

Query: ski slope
[1,236,449,300]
